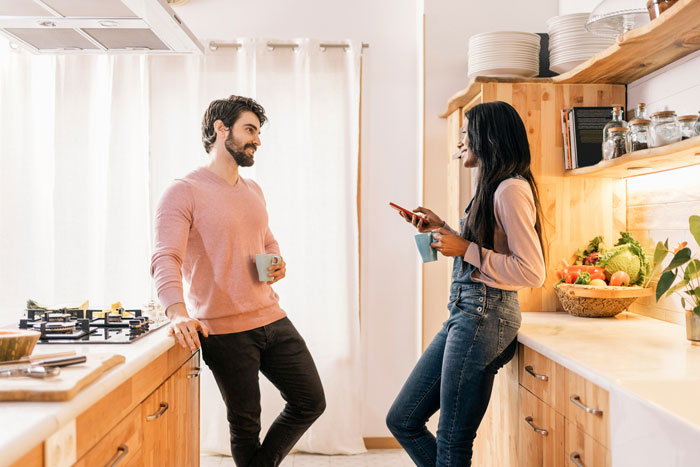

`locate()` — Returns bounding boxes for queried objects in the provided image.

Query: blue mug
[255,254,281,281]
[414,233,438,263]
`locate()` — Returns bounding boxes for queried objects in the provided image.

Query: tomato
[609,271,631,286]
[557,266,606,282]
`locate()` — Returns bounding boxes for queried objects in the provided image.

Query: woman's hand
[166,303,210,350]
[399,206,444,233]
[268,257,286,284]
[431,227,470,257]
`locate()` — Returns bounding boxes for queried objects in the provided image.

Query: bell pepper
[557,265,606,284]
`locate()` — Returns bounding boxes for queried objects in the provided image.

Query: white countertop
[3,312,699,466]
[0,325,179,467]
[519,312,700,466]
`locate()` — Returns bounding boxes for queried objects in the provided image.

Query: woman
[386,101,546,466]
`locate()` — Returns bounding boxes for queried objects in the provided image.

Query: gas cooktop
[17,307,168,344]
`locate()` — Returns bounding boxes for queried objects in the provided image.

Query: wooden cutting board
[0,353,125,401]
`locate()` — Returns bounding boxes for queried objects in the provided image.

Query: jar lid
[651,110,677,118]
[608,126,627,132]
[629,119,651,125]
[677,115,699,121]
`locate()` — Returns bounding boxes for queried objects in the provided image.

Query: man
[150,95,326,467]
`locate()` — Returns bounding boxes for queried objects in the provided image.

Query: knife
[0,366,61,379]
[0,350,76,368]
[0,355,86,372]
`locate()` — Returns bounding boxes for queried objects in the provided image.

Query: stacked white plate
[467,31,540,79]
[547,13,616,74]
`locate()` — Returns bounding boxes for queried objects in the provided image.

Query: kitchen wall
[557,0,700,324]
[626,51,700,324]
[173,0,423,438]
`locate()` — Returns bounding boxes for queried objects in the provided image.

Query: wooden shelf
[441,0,700,117]
[553,0,700,85]
[439,77,551,118]
[567,135,700,178]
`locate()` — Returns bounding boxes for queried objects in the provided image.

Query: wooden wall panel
[478,82,626,312]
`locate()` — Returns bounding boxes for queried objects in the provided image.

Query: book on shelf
[560,106,617,169]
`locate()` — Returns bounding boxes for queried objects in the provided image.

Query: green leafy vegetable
[597,232,652,286]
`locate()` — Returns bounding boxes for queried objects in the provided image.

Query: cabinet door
[74,407,142,467]
[565,420,610,467]
[142,351,200,467]
[519,386,565,467]
[560,368,609,448]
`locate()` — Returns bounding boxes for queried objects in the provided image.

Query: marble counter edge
[0,327,178,466]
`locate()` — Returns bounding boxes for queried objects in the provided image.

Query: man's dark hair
[201,95,267,153]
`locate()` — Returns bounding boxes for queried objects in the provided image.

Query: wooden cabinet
[15,345,200,467]
[474,344,610,466]
[519,385,565,467]
[142,351,200,467]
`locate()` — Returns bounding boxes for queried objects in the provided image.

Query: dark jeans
[386,275,521,466]
[200,317,326,467]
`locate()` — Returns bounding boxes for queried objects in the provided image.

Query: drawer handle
[187,366,201,379]
[524,416,548,436]
[570,451,585,467]
[525,365,549,381]
[570,395,603,416]
[146,402,169,421]
[104,444,128,467]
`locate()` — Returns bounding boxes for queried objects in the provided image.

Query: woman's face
[458,119,478,168]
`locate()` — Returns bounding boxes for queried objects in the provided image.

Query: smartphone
[389,202,426,222]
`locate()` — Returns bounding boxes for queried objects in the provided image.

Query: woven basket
[554,284,653,318]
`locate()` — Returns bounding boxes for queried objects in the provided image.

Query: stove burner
[46,313,71,322]
[41,322,77,334]
[17,307,167,344]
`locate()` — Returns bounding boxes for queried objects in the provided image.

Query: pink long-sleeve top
[447,177,546,290]
[150,167,286,334]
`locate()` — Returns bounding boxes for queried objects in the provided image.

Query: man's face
[225,111,261,167]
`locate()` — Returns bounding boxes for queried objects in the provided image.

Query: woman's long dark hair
[462,101,545,263]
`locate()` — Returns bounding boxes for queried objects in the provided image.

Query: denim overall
[387,194,522,467]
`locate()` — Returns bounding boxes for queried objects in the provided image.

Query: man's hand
[268,257,286,284]
[166,303,210,350]
[431,227,470,257]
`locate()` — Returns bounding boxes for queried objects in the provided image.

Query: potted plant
[654,215,700,343]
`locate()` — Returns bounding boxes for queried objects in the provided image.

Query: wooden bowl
[0,330,41,362]
[554,284,653,318]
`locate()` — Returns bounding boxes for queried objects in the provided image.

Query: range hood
[0,0,204,54]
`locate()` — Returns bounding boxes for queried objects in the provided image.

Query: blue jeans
[386,261,521,466]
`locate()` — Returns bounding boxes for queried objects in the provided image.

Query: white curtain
[0,38,364,454]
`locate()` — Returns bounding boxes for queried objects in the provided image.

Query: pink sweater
[448,178,546,290]
[150,167,286,334]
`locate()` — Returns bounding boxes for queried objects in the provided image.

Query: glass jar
[649,110,681,147]
[696,111,700,137]
[678,115,699,140]
[634,102,648,120]
[626,119,651,152]
[647,0,678,20]
[603,127,628,160]
[603,106,628,141]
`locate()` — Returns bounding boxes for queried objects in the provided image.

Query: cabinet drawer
[519,344,561,408]
[74,406,142,467]
[559,368,609,447]
[519,386,565,467]
[565,420,610,467]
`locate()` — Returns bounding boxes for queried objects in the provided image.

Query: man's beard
[225,133,255,167]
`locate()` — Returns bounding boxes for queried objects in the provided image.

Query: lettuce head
[597,232,652,286]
